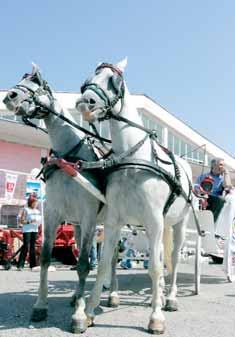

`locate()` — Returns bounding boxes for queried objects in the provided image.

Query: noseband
[80,63,125,121]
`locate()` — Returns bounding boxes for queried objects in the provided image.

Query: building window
[0,205,22,228]
[142,115,149,129]
[186,144,193,160]
[140,112,163,144]
[198,151,205,164]
[168,132,174,152]
[174,137,180,156]
[180,140,187,157]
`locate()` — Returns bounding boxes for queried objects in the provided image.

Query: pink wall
[0,140,45,172]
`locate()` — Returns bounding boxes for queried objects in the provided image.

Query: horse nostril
[9,91,18,99]
[89,98,96,105]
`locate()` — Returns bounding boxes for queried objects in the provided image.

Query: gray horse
[3,65,110,333]
[76,58,195,334]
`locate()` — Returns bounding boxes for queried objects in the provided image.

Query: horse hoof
[31,308,48,321]
[71,318,89,334]
[164,299,178,312]
[86,315,95,327]
[107,296,120,307]
[148,319,165,334]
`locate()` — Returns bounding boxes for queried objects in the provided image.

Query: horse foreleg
[71,225,96,333]
[107,245,120,307]
[85,226,121,325]
[70,225,82,307]
[147,218,166,335]
[31,212,58,321]
[165,219,187,312]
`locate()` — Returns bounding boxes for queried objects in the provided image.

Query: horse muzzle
[3,95,18,112]
[82,110,95,122]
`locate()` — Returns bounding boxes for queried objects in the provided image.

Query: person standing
[17,194,41,270]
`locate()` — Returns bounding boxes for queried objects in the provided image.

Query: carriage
[117,206,224,296]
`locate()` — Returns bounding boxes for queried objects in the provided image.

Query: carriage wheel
[195,235,201,295]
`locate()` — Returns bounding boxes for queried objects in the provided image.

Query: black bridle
[80,63,125,121]
[9,75,112,144]
[80,63,158,135]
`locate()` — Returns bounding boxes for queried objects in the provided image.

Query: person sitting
[194,158,232,222]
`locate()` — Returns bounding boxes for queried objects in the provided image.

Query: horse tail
[163,225,173,273]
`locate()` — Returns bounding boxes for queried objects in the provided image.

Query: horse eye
[9,91,18,99]
[89,98,96,105]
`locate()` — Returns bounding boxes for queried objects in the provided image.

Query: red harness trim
[96,63,123,76]
[46,157,81,177]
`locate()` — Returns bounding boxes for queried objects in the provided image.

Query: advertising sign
[5,173,18,201]
[26,180,43,200]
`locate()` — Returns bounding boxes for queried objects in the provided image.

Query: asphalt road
[0,258,235,337]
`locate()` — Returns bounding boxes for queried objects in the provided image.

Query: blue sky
[1,1,234,155]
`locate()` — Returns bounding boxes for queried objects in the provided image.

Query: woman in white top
[17,194,41,270]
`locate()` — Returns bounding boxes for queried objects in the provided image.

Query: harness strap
[104,159,204,236]
[50,138,87,161]
[89,122,110,151]
[22,116,48,134]
[79,134,149,170]
[104,159,189,201]
[103,110,156,135]
[32,97,112,144]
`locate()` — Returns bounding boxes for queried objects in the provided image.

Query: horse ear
[31,62,43,85]
[116,57,128,73]
[31,62,40,76]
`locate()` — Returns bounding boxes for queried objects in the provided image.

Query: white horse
[76,59,196,334]
[3,65,112,333]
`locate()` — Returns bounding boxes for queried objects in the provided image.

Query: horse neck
[44,100,83,155]
[110,89,151,159]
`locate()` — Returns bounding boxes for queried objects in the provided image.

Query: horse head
[75,58,128,122]
[3,63,53,121]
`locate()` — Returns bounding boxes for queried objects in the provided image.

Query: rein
[12,75,112,144]
[100,110,158,135]
[25,96,112,144]
[44,105,112,144]
[22,115,48,134]
[36,100,112,143]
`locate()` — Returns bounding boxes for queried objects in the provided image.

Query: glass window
[142,115,149,129]
[180,140,187,157]
[147,117,163,144]
[168,132,174,152]
[0,205,22,228]
[198,151,205,164]
[186,144,193,160]
[0,114,15,121]
[156,124,163,145]
[174,137,180,155]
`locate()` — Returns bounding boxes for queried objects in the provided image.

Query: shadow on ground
[0,268,226,333]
